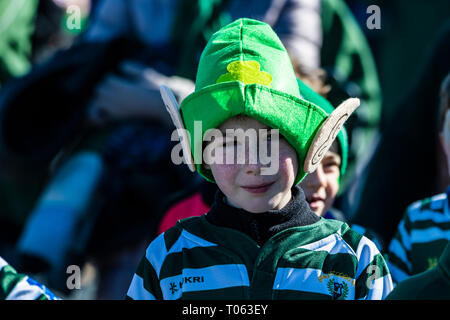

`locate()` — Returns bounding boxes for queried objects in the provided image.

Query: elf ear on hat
[296,79,350,178]
[160,18,359,185]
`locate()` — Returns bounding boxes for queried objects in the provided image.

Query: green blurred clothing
[386,242,450,300]
[0,0,40,241]
[321,0,382,194]
[0,0,38,89]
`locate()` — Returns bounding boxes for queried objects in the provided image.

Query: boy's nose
[244,163,262,176]
[308,165,327,187]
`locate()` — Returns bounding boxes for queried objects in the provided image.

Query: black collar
[205,186,320,246]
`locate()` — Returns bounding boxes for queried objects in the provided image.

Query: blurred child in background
[387,73,450,284]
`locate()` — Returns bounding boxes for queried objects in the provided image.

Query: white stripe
[387,262,410,283]
[127,274,156,300]
[409,210,450,223]
[300,233,356,256]
[411,227,450,244]
[160,264,249,300]
[408,194,448,221]
[359,274,393,300]
[388,238,411,272]
[355,236,380,279]
[430,193,446,207]
[146,230,217,278]
[167,230,217,255]
[145,232,168,278]
[6,277,44,300]
[273,268,355,299]
[0,257,7,270]
[408,200,422,212]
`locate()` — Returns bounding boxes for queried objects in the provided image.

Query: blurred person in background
[351,21,450,249]
[0,0,92,262]
[385,73,450,300]
[386,73,450,284]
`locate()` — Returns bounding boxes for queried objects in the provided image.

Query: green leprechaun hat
[160,18,359,185]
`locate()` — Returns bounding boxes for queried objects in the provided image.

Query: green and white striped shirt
[0,257,59,300]
[127,216,393,300]
[388,192,450,283]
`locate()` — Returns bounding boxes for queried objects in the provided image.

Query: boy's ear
[304,98,360,174]
[160,85,196,172]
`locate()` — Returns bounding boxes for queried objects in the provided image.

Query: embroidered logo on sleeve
[327,279,349,300]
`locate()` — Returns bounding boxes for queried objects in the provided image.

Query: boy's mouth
[306,195,325,211]
[241,181,275,194]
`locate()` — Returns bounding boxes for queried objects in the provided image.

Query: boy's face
[300,150,341,217]
[205,116,298,213]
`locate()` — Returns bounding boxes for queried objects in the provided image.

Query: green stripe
[180,216,261,275]
[403,209,413,231]
[255,219,342,273]
[0,264,25,300]
[250,269,274,299]
[136,256,163,300]
[163,225,183,252]
[36,293,49,300]
[278,249,358,279]
[387,252,410,276]
[340,226,363,254]
[159,246,241,280]
[410,220,450,230]
[392,228,409,249]
[355,253,389,299]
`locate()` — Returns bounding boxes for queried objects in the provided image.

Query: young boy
[387,73,450,284]
[127,18,392,300]
[157,78,383,251]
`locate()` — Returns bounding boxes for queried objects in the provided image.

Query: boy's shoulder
[406,192,448,221]
[294,219,379,256]
[324,219,384,261]
[155,216,216,253]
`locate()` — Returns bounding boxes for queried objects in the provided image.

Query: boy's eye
[323,161,340,173]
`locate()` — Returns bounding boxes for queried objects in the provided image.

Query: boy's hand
[121,61,195,102]
[87,61,195,126]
